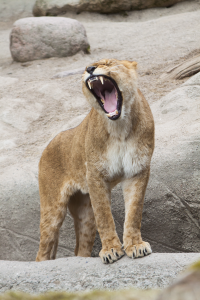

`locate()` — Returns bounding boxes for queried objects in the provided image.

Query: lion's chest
[104,138,148,179]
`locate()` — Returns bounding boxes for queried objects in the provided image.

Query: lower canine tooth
[100,76,104,84]
[101,99,105,104]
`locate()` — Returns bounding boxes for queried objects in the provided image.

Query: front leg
[122,169,152,259]
[87,170,124,264]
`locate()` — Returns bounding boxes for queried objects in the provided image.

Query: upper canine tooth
[88,81,92,89]
[100,76,104,84]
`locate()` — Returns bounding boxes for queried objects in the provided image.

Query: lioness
[36,59,154,264]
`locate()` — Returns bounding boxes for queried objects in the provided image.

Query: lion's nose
[86,66,96,74]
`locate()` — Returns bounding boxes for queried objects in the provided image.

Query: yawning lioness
[36,59,154,264]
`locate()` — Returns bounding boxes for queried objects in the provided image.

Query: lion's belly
[105,139,150,179]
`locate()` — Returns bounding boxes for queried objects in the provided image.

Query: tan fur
[36,59,154,263]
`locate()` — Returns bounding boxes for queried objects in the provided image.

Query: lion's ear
[130,61,137,69]
[122,60,137,69]
[121,60,137,69]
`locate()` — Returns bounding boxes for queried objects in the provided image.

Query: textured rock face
[10,17,90,62]
[0,254,199,293]
[33,0,186,15]
[143,73,200,253]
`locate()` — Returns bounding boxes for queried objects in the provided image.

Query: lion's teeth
[88,81,92,89]
[90,77,98,82]
[100,76,104,84]
[106,110,119,117]
[101,99,105,104]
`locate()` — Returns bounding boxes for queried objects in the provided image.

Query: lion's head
[82,59,138,121]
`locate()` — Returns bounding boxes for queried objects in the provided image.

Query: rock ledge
[0,254,199,293]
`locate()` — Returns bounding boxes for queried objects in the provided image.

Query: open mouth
[86,75,122,120]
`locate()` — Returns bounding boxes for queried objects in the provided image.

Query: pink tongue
[102,89,117,113]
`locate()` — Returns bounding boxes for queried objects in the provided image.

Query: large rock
[33,0,186,15]
[10,17,90,62]
[143,72,200,253]
[0,254,199,293]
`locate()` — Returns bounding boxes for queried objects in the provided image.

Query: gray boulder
[10,17,90,62]
[141,72,200,253]
[33,0,186,15]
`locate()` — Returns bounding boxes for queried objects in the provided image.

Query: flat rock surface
[0,254,200,293]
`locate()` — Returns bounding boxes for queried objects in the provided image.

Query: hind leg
[68,191,96,257]
[36,201,68,261]
[50,236,59,260]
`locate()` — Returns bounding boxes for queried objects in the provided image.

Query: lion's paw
[125,241,152,259]
[100,247,124,264]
